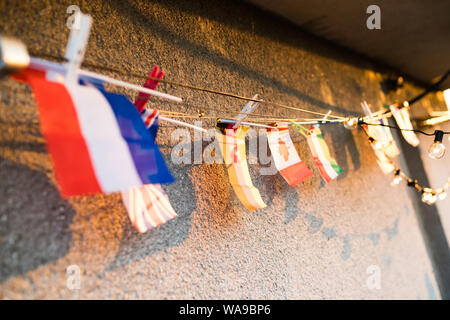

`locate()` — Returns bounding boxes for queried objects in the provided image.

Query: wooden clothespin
[423,90,450,125]
[232,94,260,129]
[361,101,372,117]
[361,100,377,123]
[64,11,92,85]
[429,89,450,117]
[316,110,332,127]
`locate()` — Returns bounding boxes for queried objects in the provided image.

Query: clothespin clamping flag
[10,12,174,197]
[389,101,420,147]
[361,102,396,174]
[215,123,266,211]
[361,102,400,158]
[121,66,178,233]
[232,94,260,129]
[215,98,266,211]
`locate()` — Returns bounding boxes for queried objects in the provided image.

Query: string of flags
[1,11,449,234]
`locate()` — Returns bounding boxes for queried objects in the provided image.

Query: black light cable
[407,70,450,106]
[358,120,450,137]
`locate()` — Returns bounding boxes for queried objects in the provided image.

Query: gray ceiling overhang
[248,0,450,88]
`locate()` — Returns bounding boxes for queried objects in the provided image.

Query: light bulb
[428,130,446,159]
[368,137,382,149]
[438,191,447,200]
[428,193,438,204]
[428,142,446,159]
[374,141,383,150]
[391,176,402,186]
[422,192,431,203]
[391,171,402,186]
[344,118,358,130]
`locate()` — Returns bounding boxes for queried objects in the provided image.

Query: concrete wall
[0,0,448,299]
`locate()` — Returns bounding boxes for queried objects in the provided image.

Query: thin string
[28,51,345,120]
[160,110,343,125]
[157,102,337,124]
[247,117,346,123]
[24,51,450,135]
[178,100,299,119]
[68,62,450,119]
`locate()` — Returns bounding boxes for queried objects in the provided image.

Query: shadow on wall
[129,0,379,73]
[105,0,363,116]
[329,125,361,179]
[0,132,196,277]
[107,156,196,271]
[397,134,450,299]
[0,158,75,283]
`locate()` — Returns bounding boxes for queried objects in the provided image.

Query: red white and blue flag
[13,68,174,197]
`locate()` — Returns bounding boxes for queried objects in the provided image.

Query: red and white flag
[121,66,178,233]
[122,184,177,233]
[266,124,313,186]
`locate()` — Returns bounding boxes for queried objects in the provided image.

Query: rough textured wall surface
[419,120,450,242]
[0,0,447,299]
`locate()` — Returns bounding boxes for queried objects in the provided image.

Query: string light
[429,193,438,204]
[368,137,383,150]
[428,130,446,159]
[391,169,402,186]
[421,189,433,204]
[343,117,359,130]
[384,157,449,205]
[359,120,450,139]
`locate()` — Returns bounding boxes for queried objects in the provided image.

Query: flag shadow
[0,157,75,283]
[106,161,196,271]
[327,125,361,179]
